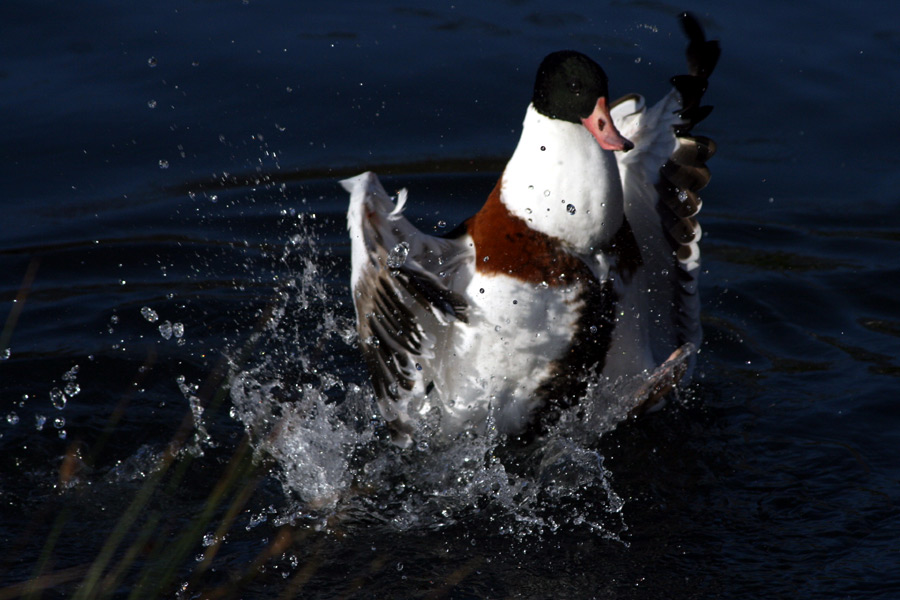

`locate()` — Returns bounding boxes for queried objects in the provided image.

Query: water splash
[224,211,669,541]
[386,241,410,269]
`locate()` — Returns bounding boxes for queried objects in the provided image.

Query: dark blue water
[2,1,899,598]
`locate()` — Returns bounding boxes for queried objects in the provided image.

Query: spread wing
[343,172,473,446]
[612,12,720,376]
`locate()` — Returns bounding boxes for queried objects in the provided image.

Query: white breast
[424,271,583,436]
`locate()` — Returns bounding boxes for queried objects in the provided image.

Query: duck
[343,12,720,447]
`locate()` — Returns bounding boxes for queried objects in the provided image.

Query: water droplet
[172,322,185,338]
[147,56,158,68]
[50,388,67,410]
[479,288,485,294]
[147,99,157,109]
[589,325,598,334]
[482,255,490,262]
[512,300,518,305]
[677,189,689,203]
[158,159,169,169]
[543,189,551,197]
[437,220,447,228]
[53,417,65,429]
[35,414,46,431]
[141,306,159,322]
[6,412,19,425]
[540,145,546,151]
[567,204,576,215]
[0,348,9,360]
[159,321,173,340]
[525,208,532,214]
[415,363,422,371]
[387,242,410,269]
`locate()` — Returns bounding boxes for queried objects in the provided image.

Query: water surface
[2,1,899,598]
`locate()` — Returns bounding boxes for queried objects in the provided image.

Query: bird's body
[344,13,720,447]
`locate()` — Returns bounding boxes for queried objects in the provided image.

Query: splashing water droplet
[141,306,159,322]
[50,388,67,410]
[159,321,173,340]
[677,189,689,203]
[567,204,576,215]
[387,242,410,269]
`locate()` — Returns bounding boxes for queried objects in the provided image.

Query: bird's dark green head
[532,51,610,122]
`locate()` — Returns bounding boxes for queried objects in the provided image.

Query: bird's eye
[568,80,582,94]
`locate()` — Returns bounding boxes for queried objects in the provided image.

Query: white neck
[500,104,624,255]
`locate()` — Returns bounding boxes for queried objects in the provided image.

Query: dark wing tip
[671,12,720,133]
[679,12,721,80]
[679,12,706,43]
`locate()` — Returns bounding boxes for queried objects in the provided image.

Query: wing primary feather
[345,170,473,443]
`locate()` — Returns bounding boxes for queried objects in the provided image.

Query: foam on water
[226,212,682,539]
